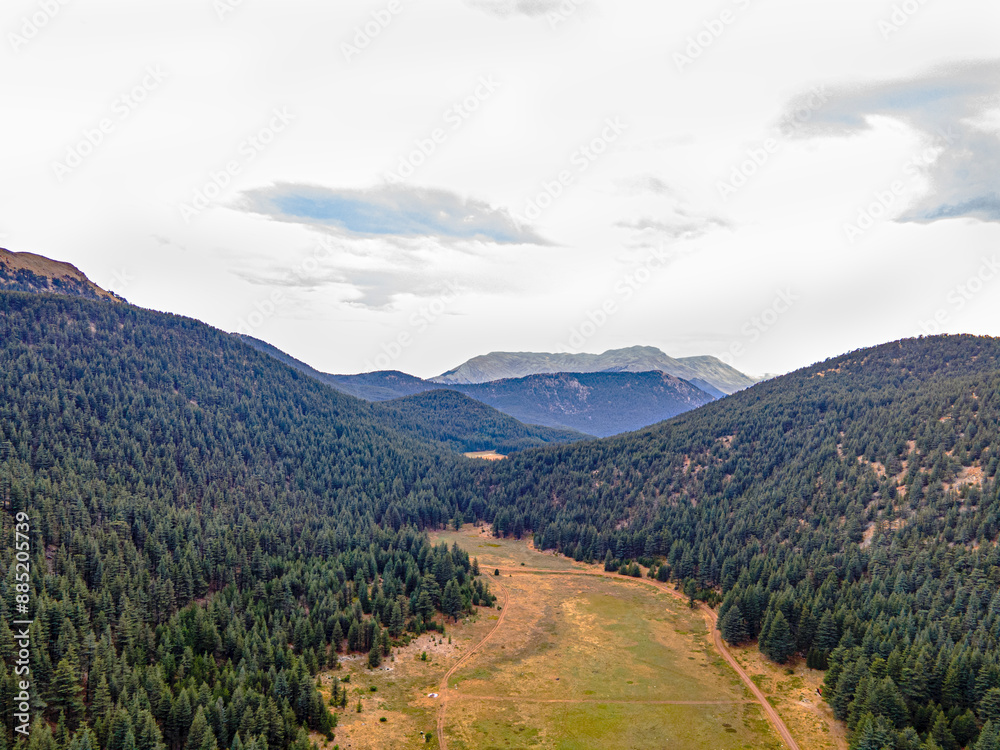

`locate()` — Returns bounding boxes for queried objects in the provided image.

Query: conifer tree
[720,605,750,646]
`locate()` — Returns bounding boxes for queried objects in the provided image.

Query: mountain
[237,334,588,451]
[478,334,1000,745]
[7,255,1000,748]
[0,289,504,749]
[241,336,716,438]
[326,370,439,401]
[455,370,716,437]
[431,345,758,394]
[0,247,123,301]
[374,389,590,454]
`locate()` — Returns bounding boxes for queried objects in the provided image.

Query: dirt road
[499,567,801,750]
[436,578,510,750]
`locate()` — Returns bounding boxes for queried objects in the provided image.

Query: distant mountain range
[0,247,124,302]
[449,370,716,437]
[2,247,759,444]
[243,338,728,438]
[235,335,592,449]
[431,346,759,395]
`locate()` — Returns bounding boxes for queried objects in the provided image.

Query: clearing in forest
[429,526,786,750]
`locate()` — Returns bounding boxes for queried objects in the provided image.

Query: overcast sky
[2,0,999,378]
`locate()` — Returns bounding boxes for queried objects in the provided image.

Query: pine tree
[764,612,796,664]
[930,711,958,750]
[48,659,84,725]
[976,720,1000,750]
[982,689,1000,722]
[815,611,839,652]
[443,580,463,622]
[720,605,750,646]
[347,621,360,652]
[184,705,217,750]
[416,588,435,621]
[390,602,404,637]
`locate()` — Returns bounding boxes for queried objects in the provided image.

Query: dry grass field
[314,525,844,750]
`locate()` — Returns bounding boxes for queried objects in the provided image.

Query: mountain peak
[0,248,122,302]
[432,346,758,394]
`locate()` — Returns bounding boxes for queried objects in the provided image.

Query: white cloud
[239,182,547,244]
[2,0,1000,378]
[782,60,1000,222]
[464,0,569,18]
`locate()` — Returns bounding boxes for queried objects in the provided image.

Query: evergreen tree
[720,605,750,646]
[48,659,84,726]
[443,580,463,622]
[186,706,217,750]
[763,612,796,664]
[976,720,1000,750]
[982,689,1000,722]
[930,711,958,750]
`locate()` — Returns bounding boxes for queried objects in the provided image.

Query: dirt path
[500,568,802,750]
[436,578,510,750]
[451,695,758,706]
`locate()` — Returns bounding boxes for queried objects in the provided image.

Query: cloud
[617,213,731,241]
[615,174,678,197]
[781,60,1000,223]
[232,235,462,310]
[239,183,547,244]
[465,0,569,18]
[610,175,731,245]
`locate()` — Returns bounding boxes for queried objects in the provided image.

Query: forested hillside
[6,286,1000,750]
[480,335,1000,750]
[0,292,494,750]
[373,390,590,454]
[453,370,715,437]
[237,334,589,451]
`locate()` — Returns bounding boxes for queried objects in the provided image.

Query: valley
[320,526,847,750]
[3,279,1000,750]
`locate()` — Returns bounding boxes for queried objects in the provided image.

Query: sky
[2,0,999,379]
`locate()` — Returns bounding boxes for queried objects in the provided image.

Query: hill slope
[456,370,716,437]
[431,345,758,394]
[243,338,721,437]
[0,247,122,301]
[478,335,1000,747]
[374,389,591,454]
[0,291,492,750]
[237,334,589,451]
